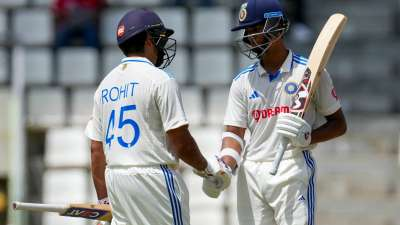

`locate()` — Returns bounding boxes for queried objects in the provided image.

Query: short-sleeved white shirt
[85,57,188,167]
[224,50,341,161]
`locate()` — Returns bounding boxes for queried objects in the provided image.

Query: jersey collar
[257,50,294,81]
[121,57,154,66]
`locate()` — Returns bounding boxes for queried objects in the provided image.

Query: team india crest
[117,25,125,38]
[239,3,248,22]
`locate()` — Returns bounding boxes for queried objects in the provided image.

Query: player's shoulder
[291,52,331,76]
[128,62,173,83]
[97,67,118,89]
[233,62,258,82]
[152,67,176,83]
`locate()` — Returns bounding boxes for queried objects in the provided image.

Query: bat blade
[269,13,347,175]
[62,203,112,221]
[13,201,112,222]
[296,13,348,116]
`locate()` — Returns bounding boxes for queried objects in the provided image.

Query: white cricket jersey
[224,50,341,161]
[85,57,188,167]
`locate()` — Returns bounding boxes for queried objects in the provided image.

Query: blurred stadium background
[0,0,399,225]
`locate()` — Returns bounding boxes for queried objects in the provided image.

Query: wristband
[222,132,244,149]
[220,148,241,165]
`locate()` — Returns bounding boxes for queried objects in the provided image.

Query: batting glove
[194,155,233,198]
[276,113,312,147]
[202,176,223,198]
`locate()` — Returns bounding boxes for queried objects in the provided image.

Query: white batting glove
[202,176,223,198]
[276,113,312,147]
[194,155,233,198]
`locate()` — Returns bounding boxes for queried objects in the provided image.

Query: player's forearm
[167,126,208,171]
[175,137,208,171]
[91,162,107,199]
[90,141,108,200]
[310,122,346,144]
[220,126,246,170]
[221,139,242,169]
[310,111,347,145]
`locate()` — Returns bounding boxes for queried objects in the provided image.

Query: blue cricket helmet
[116,9,177,69]
[231,0,290,59]
[117,9,174,45]
[231,0,285,31]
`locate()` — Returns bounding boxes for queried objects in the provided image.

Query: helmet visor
[147,24,177,69]
[235,15,289,59]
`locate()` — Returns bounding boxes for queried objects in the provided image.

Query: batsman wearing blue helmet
[198,1,347,225]
[85,9,231,225]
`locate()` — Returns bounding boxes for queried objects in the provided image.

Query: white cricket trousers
[105,165,190,225]
[237,151,316,225]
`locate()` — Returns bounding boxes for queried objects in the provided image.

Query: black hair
[118,31,148,56]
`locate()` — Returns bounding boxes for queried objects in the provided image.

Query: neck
[128,52,156,65]
[260,40,288,74]
[127,53,146,58]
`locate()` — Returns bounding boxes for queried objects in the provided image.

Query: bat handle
[269,137,289,175]
[12,201,67,213]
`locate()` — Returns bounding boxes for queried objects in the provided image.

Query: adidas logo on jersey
[249,90,260,99]
[298,195,306,201]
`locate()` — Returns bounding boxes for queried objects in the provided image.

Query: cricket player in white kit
[199,1,347,225]
[85,9,231,225]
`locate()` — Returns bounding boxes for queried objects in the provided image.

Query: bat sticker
[291,68,312,113]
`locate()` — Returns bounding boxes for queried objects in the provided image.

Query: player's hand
[202,176,223,198]
[98,197,110,205]
[95,198,111,225]
[194,156,233,198]
[94,221,110,225]
[276,113,312,147]
[194,156,232,184]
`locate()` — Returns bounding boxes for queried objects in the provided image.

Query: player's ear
[144,33,155,49]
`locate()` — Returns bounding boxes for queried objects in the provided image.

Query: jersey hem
[164,120,189,132]
[84,123,103,142]
[85,133,103,142]
[244,149,305,162]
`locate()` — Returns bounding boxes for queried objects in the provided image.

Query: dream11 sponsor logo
[252,106,290,122]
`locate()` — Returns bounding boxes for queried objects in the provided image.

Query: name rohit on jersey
[252,106,290,122]
[101,82,139,104]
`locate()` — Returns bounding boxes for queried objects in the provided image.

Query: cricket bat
[269,13,348,175]
[13,201,112,222]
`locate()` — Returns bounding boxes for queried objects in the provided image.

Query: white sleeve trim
[164,120,189,132]
[223,120,247,129]
[85,120,103,142]
[319,101,341,116]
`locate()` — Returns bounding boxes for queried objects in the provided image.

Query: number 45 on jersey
[105,104,141,149]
